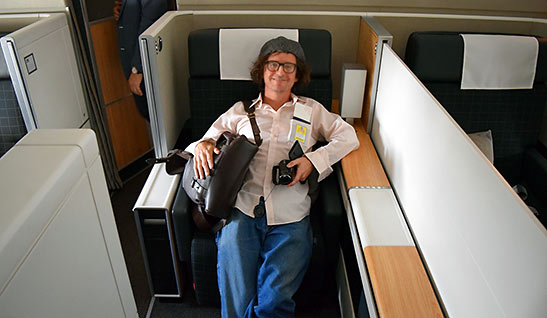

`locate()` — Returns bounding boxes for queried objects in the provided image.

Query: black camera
[272,142,305,185]
[272,159,295,185]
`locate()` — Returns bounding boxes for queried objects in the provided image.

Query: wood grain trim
[331,99,340,114]
[364,246,443,318]
[106,97,152,169]
[341,119,390,188]
[90,19,131,105]
[357,17,378,131]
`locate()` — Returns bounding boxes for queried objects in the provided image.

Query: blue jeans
[216,209,312,318]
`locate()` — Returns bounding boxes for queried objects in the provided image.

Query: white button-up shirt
[186,94,359,225]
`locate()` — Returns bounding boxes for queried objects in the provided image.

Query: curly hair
[250,53,311,93]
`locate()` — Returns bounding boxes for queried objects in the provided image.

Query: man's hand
[128,72,143,96]
[193,139,220,179]
[113,1,122,21]
[286,156,313,187]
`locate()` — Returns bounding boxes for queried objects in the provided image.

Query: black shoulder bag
[152,101,262,231]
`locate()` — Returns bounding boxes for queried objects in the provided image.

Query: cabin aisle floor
[111,165,341,318]
[110,165,153,318]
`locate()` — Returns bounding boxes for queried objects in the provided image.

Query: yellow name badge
[290,119,311,146]
[295,124,307,143]
[290,102,312,146]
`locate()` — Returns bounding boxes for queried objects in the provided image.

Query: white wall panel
[371,44,547,317]
[1,13,87,130]
[0,129,137,317]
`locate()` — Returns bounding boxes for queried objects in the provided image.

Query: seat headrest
[405,32,547,83]
[188,28,331,78]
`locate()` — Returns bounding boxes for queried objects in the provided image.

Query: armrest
[315,166,344,267]
[171,181,193,263]
[522,147,547,209]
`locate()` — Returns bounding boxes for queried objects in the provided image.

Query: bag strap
[242,100,262,147]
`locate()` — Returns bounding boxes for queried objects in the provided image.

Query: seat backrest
[404,31,547,183]
[186,28,332,142]
[0,34,26,158]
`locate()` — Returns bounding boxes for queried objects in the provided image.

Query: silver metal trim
[362,16,393,135]
[152,293,182,298]
[1,39,37,130]
[140,36,166,158]
[164,209,184,297]
[134,208,184,298]
[337,247,356,318]
[348,185,391,190]
[145,296,155,318]
[133,210,156,296]
[336,165,378,318]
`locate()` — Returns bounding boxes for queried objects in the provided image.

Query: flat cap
[259,36,306,61]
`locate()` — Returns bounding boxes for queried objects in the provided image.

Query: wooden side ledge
[341,119,389,188]
[365,246,443,317]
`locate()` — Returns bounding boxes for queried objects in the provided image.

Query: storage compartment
[0,129,136,317]
[135,210,181,296]
[0,12,88,157]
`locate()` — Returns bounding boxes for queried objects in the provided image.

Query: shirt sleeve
[184,102,242,154]
[304,103,359,181]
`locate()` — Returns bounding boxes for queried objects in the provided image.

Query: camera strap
[254,186,277,218]
[242,100,262,147]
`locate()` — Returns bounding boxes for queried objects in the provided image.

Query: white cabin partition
[371,44,547,317]
[140,11,191,158]
[1,13,88,131]
[0,129,137,317]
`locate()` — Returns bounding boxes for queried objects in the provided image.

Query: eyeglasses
[265,61,297,73]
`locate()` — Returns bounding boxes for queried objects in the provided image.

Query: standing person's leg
[217,209,266,318]
[254,216,313,318]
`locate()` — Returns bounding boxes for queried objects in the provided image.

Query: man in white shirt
[188,36,359,317]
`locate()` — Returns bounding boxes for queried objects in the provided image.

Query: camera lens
[277,160,293,185]
[279,174,292,185]
[273,159,294,185]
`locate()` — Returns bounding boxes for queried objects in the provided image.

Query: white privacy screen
[371,44,547,317]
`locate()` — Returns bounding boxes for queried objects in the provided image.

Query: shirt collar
[291,93,306,105]
[253,93,304,110]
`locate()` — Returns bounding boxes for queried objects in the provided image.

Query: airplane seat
[0,35,26,157]
[171,28,343,307]
[404,31,547,224]
[178,28,333,147]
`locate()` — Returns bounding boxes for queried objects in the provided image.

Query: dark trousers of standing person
[133,80,149,121]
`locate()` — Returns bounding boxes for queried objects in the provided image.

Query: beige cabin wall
[0,0,66,13]
[176,0,547,19]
